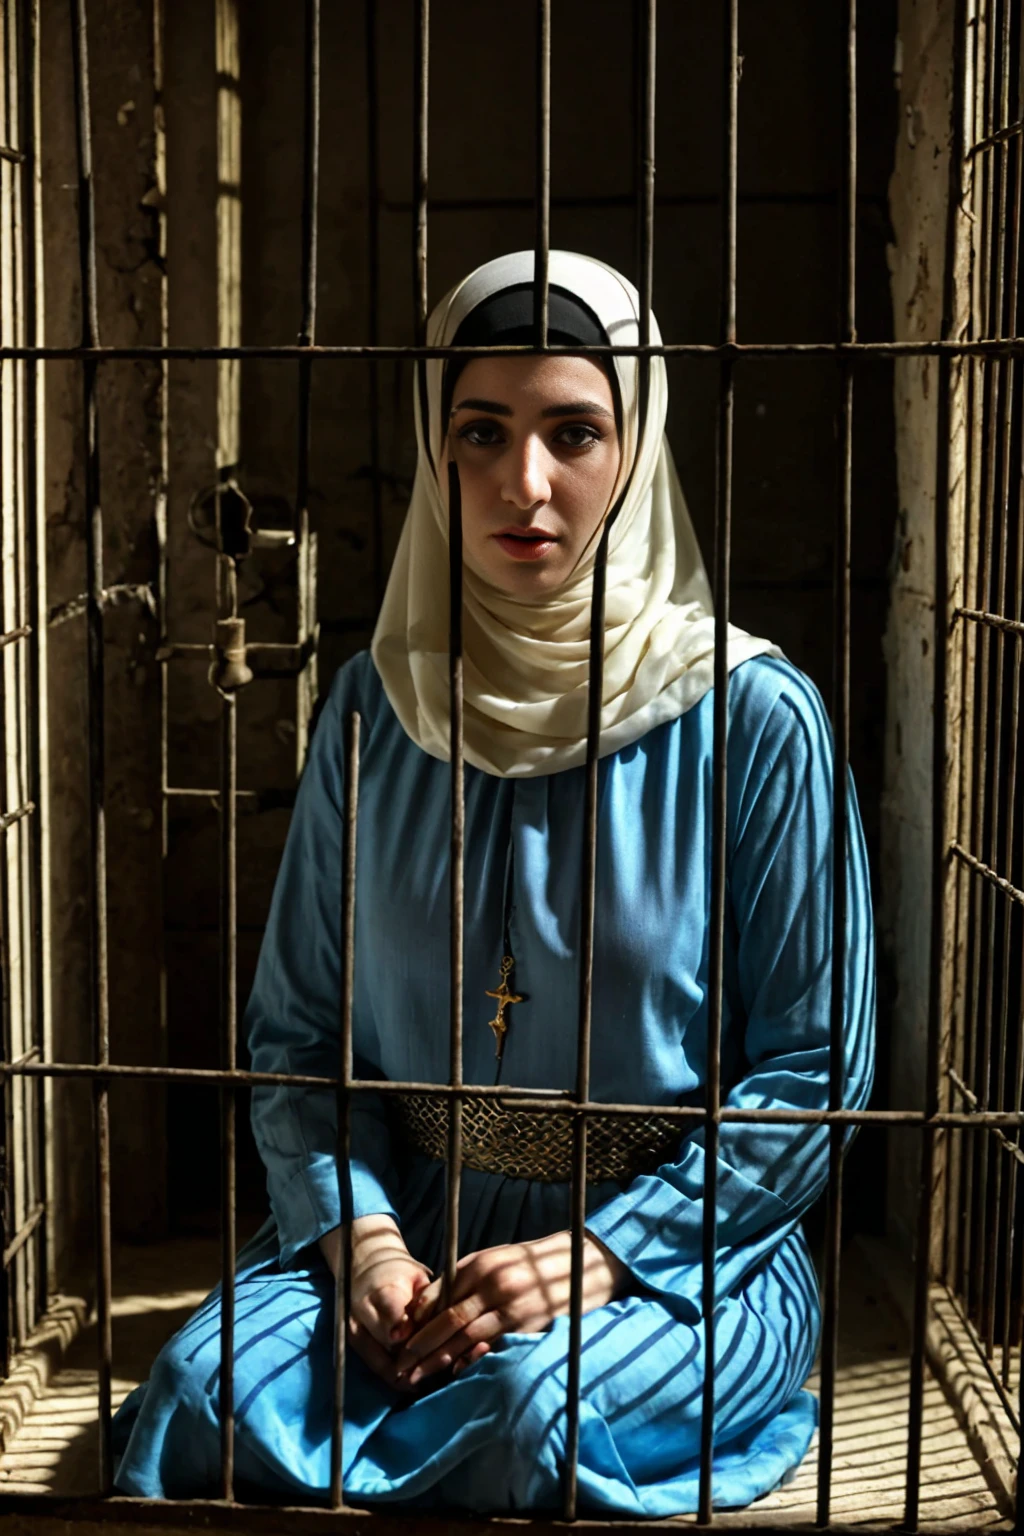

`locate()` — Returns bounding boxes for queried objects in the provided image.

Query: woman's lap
[113,1219,820,1515]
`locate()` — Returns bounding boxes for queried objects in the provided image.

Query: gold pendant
[485,955,523,1061]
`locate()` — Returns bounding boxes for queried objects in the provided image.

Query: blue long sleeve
[586,672,875,1311]
[247,671,399,1266]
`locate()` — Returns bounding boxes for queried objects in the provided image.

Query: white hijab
[371,250,779,777]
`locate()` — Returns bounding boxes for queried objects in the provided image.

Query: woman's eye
[458,421,504,446]
[554,424,600,449]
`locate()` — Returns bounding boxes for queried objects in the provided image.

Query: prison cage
[0,0,1022,1529]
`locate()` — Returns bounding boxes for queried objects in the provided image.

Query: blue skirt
[112,1213,820,1516]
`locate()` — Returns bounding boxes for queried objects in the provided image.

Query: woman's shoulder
[318,647,387,732]
[725,653,833,768]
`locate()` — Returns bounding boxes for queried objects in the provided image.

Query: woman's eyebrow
[451,397,512,416]
[540,400,614,419]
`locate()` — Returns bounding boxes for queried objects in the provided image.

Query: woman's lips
[493,530,558,562]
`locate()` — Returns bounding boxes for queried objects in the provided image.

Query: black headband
[441,282,622,435]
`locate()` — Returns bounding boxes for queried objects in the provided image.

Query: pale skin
[320,355,630,1390]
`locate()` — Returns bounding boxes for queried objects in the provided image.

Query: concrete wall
[882,0,971,1255]
[40,0,167,1291]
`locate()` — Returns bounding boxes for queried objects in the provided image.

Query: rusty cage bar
[0,0,1021,1531]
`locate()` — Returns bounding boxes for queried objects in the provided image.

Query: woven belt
[393,1092,683,1184]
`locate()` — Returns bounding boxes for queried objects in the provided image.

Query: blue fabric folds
[113,651,875,1515]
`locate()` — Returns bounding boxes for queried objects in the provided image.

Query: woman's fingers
[394,1291,489,1372]
[451,1341,490,1377]
[360,1279,420,1345]
[347,1319,414,1392]
[401,1311,502,1385]
[405,1272,444,1329]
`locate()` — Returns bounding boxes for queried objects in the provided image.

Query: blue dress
[112,651,875,1515]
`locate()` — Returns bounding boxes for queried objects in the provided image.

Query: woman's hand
[319,1216,432,1390]
[393,1230,629,1387]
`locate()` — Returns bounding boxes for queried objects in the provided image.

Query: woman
[112,250,875,1515]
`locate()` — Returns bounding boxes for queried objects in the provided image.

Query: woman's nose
[501,436,551,511]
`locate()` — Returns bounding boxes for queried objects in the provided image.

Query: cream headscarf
[371,250,780,777]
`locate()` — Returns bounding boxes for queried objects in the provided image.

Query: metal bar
[4,338,1024,363]
[444,463,464,1302]
[533,0,550,348]
[956,603,1024,635]
[2,1201,44,1269]
[330,711,359,1510]
[0,623,29,648]
[969,116,1024,156]
[950,839,1024,906]
[904,3,969,1525]
[47,581,155,629]
[937,1279,1021,1433]
[954,0,994,1312]
[413,0,428,343]
[697,1,738,1523]
[817,4,856,1522]
[218,687,238,1500]
[158,640,310,661]
[637,0,655,339]
[0,1057,1022,1128]
[947,1066,1024,1167]
[971,0,1013,1348]
[412,0,430,471]
[0,803,34,834]
[997,33,1024,1388]
[18,0,47,1332]
[0,144,25,165]
[298,0,319,355]
[3,1493,997,1536]
[294,0,319,578]
[637,0,655,406]
[364,0,383,606]
[69,0,112,1491]
[561,529,610,1523]
[980,0,1020,1357]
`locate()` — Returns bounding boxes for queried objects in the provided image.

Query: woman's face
[446,353,621,598]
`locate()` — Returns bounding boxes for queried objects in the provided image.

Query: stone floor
[0,1237,1012,1528]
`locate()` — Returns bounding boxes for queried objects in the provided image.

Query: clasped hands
[319,1214,629,1392]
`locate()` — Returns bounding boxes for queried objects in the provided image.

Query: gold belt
[393,1092,683,1184]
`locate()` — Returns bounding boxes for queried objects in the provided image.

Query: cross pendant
[485,955,523,1061]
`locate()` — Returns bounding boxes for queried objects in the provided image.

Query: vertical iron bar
[444,463,463,1301]
[293,0,320,766]
[69,0,112,1490]
[998,12,1024,1390]
[974,0,1012,1351]
[637,0,655,338]
[365,0,383,607]
[1000,6,1024,1388]
[412,0,430,477]
[295,0,319,540]
[963,0,1002,1323]
[16,0,47,1335]
[982,0,1018,1357]
[413,0,428,345]
[0,0,12,1371]
[956,0,992,1310]
[533,0,550,348]
[565,10,654,1516]
[330,710,359,1510]
[637,0,655,422]
[562,539,610,1525]
[218,682,237,1499]
[698,2,738,1524]
[817,2,855,1523]
[904,0,969,1525]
